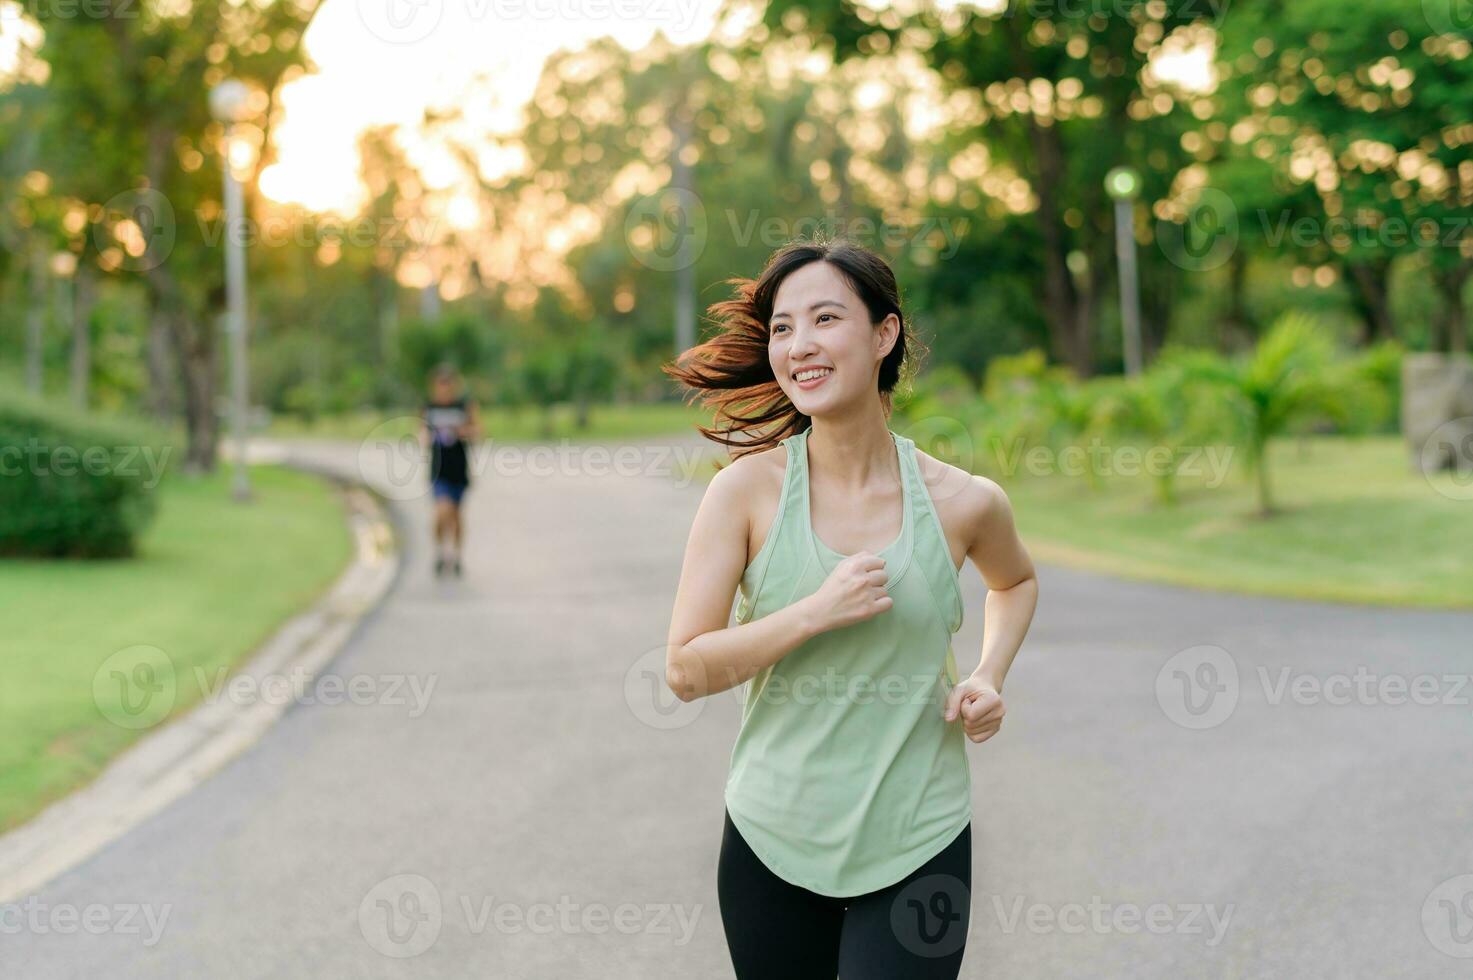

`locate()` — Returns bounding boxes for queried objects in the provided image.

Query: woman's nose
[790,324,819,354]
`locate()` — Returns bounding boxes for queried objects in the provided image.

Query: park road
[8,431,1473,978]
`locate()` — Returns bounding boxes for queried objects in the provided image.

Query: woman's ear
[875,312,901,360]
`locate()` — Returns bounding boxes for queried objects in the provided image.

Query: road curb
[0,472,399,905]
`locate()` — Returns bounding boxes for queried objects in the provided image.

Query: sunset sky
[0,0,1214,249]
[258,0,728,213]
[257,0,1213,215]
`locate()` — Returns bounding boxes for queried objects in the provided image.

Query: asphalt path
[8,433,1473,978]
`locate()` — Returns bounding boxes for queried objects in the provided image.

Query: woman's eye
[817,313,835,323]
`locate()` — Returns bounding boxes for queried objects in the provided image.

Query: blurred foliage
[0,388,168,557]
[0,0,1466,445]
[898,312,1402,515]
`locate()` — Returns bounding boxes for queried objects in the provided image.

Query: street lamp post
[1105,166,1144,377]
[210,79,252,502]
[52,251,80,407]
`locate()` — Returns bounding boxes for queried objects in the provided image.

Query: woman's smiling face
[768,260,898,415]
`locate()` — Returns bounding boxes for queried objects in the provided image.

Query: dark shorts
[431,480,467,505]
[717,809,972,978]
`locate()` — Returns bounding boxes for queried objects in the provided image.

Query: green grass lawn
[679,422,1469,610]
[267,401,712,443]
[0,464,353,832]
[982,434,1473,609]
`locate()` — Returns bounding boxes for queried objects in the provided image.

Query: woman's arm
[942,475,1039,742]
[668,448,907,702]
[665,461,825,702]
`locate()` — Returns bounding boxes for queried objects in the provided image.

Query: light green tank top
[725,425,971,897]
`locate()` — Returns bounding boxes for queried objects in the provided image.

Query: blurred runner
[421,363,480,577]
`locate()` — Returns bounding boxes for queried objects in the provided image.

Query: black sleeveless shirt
[423,396,470,486]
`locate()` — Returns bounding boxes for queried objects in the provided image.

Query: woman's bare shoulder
[702,440,790,567]
[911,444,1012,534]
[709,439,788,499]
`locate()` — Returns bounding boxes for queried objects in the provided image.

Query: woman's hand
[802,551,892,634]
[943,676,1006,743]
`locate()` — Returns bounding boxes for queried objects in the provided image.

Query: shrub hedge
[0,392,169,557]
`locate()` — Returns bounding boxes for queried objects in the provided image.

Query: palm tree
[1094,361,1201,507]
[1166,312,1357,516]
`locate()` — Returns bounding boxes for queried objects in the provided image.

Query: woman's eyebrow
[770,300,847,320]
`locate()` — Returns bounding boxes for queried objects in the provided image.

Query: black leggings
[717,810,971,979]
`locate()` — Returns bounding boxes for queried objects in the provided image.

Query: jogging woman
[662,239,1039,978]
[421,363,480,577]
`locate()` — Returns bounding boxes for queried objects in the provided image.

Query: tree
[29,0,320,470]
[1167,311,1360,515]
[763,0,1222,375]
[1211,0,1473,351]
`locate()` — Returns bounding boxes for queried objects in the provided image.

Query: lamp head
[209,79,250,124]
[1105,166,1141,201]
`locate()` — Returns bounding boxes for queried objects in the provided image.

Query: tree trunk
[1145,254,1174,363]
[144,122,218,470]
[377,271,399,368]
[1344,258,1395,345]
[1223,248,1253,349]
[1028,119,1091,376]
[146,314,177,420]
[1432,260,1471,355]
[375,268,400,407]
[419,280,441,320]
[170,311,218,473]
[69,261,95,410]
[671,103,696,355]
[25,245,45,395]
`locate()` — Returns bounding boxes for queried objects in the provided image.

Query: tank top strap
[783,427,813,521]
[896,432,965,634]
[735,429,813,625]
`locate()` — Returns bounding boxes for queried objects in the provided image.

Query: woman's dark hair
[661,237,926,461]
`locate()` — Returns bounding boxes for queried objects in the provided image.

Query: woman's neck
[805,408,896,488]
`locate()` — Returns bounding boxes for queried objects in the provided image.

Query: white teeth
[795,368,832,382]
